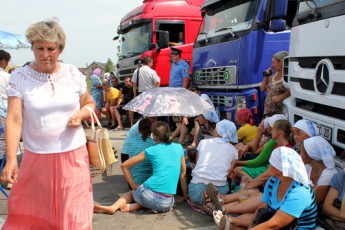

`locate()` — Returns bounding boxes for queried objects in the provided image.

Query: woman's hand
[68,113,82,128]
[1,159,19,184]
[271,95,282,103]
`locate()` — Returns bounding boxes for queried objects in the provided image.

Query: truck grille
[289,56,345,96]
[208,95,233,107]
[194,66,236,86]
[297,56,345,70]
[296,99,344,120]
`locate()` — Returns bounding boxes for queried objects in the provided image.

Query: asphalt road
[0,128,218,230]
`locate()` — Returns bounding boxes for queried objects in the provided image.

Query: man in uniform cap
[169,47,190,88]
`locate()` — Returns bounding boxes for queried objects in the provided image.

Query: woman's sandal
[203,202,215,216]
[219,215,231,230]
[205,183,224,212]
[213,210,224,226]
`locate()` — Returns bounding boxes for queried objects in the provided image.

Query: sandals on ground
[205,183,224,212]
[203,202,216,216]
[213,210,223,226]
[219,215,231,230]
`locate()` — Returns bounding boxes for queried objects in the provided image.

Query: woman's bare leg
[94,190,135,214]
[229,213,256,229]
[221,188,260,204]
[190,120,199,147]
[233,167,254,182]
[223,194,262,214]
[120,203,142,212]
[170,122,181,141]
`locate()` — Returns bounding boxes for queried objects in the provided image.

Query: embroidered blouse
[7,64,87,154]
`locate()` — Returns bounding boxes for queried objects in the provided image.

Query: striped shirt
[128,135,156,185]
[262,177,318,229]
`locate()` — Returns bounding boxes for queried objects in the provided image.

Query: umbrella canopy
[123,87,214,117]
[0,31,31,49]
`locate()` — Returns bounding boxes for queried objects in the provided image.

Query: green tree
[104,58,115,73]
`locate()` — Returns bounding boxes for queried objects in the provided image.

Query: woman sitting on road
[219,147,318,230]
[94,121,187,214]
[300,135,338,206]
[188,120,238,208]
[205,119,320,224]
[321,151,345,229]
[204,119,293,218]
[127,118,156,185]
[234,114,289,182]
[236,108,257,145]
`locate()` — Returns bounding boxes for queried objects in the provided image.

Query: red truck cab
[115,0,204,86]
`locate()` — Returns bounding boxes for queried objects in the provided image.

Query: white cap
[264,114,287,129]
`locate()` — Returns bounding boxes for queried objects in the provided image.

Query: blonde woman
[1,19,95,229]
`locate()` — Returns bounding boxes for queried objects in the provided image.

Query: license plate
[317,124,332,141]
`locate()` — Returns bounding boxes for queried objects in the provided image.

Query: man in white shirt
[132,56,160,97]
[0,50,11,107]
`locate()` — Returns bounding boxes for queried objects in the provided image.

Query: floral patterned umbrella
[0,31,31,49]
[123,87,214,117]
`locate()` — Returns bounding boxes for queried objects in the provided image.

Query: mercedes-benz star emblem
[315,60,330,95]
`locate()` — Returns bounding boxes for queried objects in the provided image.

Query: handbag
[84,106,117,177]
[250,208,298,230]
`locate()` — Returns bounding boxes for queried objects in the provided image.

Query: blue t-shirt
[169,59,190,87]
[128,135,156,185]
[143,142,184,194]
[330,171,345,201]
[122,119,141,154]
[262,177,318,230]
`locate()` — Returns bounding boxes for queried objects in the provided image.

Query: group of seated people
[92,95,345,229]
[90,69,135,130]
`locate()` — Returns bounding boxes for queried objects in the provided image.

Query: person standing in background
[169,47,190,88]
[0,50,11,107]
[89,68,103,112]
[132,56,160,97]
[1,18,95,229]
[121,76,135,127]
[261,51,290,117]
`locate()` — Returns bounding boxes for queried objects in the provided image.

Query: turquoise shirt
[169,59,190,87]
[143,143,184,194]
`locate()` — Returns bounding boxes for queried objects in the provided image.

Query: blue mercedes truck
[192,0,297,123]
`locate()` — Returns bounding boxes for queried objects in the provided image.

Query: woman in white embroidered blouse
[0,18,95,230]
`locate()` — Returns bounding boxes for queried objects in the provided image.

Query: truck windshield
[198,0,259,38]
[119,23,152,58]
[298,0,342,13]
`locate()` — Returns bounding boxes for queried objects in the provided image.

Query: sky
[0,0,140,68]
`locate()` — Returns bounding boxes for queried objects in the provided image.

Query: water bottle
[239,176,248,191]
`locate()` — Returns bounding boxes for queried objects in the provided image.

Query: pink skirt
[2,145,93,230]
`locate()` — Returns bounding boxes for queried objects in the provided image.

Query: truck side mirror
[153,30,169,49]
[269,19,286,32]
